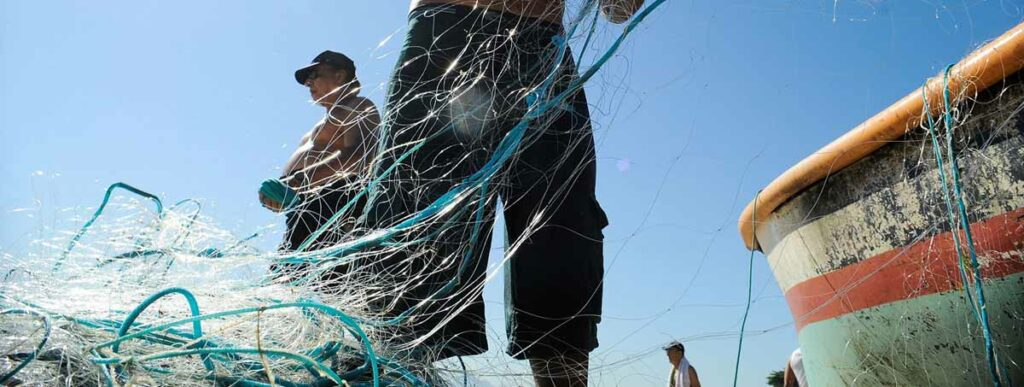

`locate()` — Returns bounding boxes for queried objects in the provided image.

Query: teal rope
[937,65,1003,387]
[91,299,385,387]
[0,309,51,384]
[371,355,428,387]
[731,190,760,387]
[92,349,115,387]
[921,80,983,315]
[920,81,980,319]
[576,4,602,65]
[4,299,404,386]
[31,181,404,386]
[113,287,215,373]
[458,355,468,386]
[54,182,164,272]
[92,347,344,382]
[292,137,431,253]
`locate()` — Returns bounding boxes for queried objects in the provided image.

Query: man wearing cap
[363,1,645,386]
[665,342,701,387]
[259,50,380,255]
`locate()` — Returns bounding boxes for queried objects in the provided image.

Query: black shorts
[369,4,607,360]
[277,179,365,285]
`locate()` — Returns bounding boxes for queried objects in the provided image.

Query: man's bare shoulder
[350,96,379,112]
[348,97,381,125]
[330,96,377,116]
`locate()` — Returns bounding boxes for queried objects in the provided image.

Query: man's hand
[600,0,645,24]
[259,178,301,212]
[259,190,285,212]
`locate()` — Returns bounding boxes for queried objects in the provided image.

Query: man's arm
[257,130,313,212]
[281,98,380,193]
[281,130,316,180]
[600,0,645,23]
[688,366,701,387]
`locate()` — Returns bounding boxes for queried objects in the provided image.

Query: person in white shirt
[784,348,808,387]
[664,341,701,387]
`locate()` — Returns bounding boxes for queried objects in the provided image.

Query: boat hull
[756,75,1024,385]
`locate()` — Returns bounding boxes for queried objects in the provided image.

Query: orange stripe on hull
[786,207,1024,331]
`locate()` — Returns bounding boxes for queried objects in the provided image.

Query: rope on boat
[731,190,761,387]
[920,64,1006,387]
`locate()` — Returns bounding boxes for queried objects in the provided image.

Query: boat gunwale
[739,22,1024,251]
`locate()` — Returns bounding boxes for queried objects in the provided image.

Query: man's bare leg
[530,354,589,387]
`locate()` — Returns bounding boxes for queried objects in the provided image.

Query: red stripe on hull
[786,207,1024,331]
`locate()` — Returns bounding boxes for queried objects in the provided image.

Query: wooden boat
[738,23,1024,386]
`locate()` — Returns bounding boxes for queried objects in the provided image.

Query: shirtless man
[368,1,644,386]
[260,50,380,252]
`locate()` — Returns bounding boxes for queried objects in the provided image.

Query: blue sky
[2,1,1022,385]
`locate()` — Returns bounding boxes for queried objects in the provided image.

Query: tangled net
[1,1,666,385]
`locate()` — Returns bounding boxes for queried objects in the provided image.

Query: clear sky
[2,1,1022,385]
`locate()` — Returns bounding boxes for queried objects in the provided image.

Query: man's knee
[529,353,589,387]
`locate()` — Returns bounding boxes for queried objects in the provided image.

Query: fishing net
[0,1,666,385]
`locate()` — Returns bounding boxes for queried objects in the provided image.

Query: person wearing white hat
[665,341,701,387]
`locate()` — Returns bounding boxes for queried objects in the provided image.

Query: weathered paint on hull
[799,272,1023,386]
[756,74,1024,385]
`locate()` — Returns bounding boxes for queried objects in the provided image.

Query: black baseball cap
[294,50,356,85]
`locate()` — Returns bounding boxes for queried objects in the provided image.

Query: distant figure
[784,348,808,387]
[665,341,701,387]
[259,50,380,253]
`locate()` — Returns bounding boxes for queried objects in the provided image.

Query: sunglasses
[305,69,320,84]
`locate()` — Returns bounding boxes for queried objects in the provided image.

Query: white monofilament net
[0,1,667,385]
